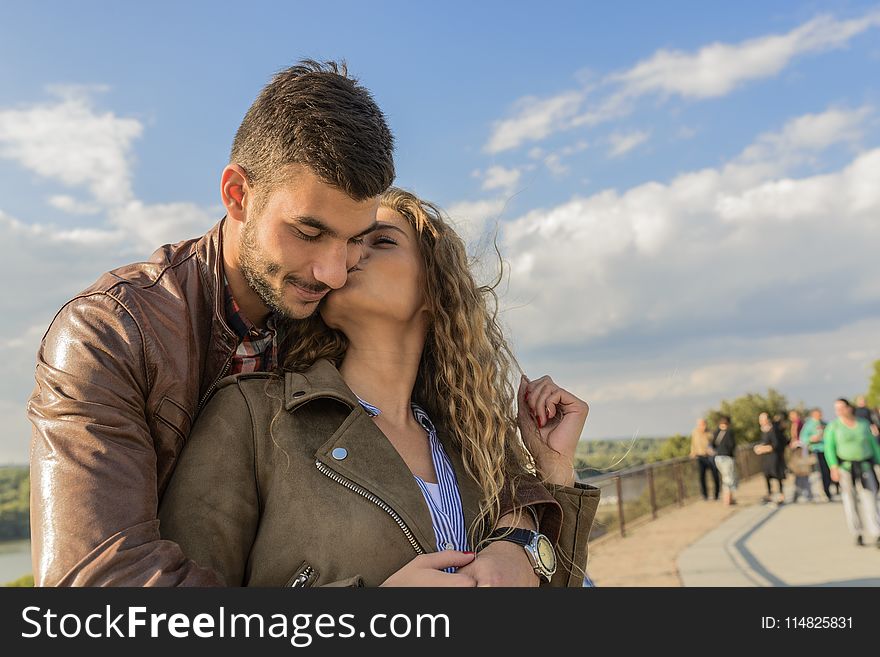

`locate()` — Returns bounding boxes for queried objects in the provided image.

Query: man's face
[238,165,380,320]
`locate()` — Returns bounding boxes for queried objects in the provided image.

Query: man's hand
[830,466,840,483]
[456,540,540,587]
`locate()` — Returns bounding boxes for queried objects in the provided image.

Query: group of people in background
[690,396,880,548]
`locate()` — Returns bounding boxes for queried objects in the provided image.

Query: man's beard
[238,219,328,320]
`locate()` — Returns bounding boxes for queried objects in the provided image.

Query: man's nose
[313,242,349,290]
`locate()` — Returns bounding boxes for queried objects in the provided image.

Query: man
[28,61,557,586]
[854,395,880,438]
[689,418,719,501]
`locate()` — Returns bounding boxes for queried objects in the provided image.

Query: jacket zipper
[289,565,315,587]
[196,354,234,414]
[315,460,424,556]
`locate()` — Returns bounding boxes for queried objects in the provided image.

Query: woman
[755,412,787,504]
[159,188,599,586]
[824,398,880,547]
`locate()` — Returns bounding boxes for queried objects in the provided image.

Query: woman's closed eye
[370,234,398,247]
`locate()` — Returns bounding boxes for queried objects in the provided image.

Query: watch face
[535,535,557,572]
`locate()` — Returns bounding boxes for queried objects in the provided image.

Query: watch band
[484,527,557,582]
[486,527,535,546]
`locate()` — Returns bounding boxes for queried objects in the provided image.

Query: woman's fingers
[416,550,476,571]
[526,376,555,426]
[524,375,588,428]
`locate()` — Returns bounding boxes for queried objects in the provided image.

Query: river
[0,539,31,585]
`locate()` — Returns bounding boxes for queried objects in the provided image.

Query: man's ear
[220,164,252,224]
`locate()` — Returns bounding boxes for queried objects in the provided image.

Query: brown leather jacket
[27,218,563,586]
[159,360,600,587]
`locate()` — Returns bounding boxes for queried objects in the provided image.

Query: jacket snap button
[331,447,348,460]
[292,391,306,398]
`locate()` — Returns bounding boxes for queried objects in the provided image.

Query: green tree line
[0,466,30,541]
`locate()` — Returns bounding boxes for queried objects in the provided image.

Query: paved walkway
[587,472,880,586]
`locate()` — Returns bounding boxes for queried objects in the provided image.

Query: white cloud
[480,165,522,194]
[0,209,123,246]
[541,140,590,175]
[446,198,507,245]
[544,154,568,176]
[607,130,650,158]
[612,13,880,100]
[485,91,585,154]
[588,357,809,403]
[499,108,880,352]
[520,317,880,440]
[483,11,880,153]
[48,194,102,215]
[0,86,142,205]
[739,105,871,165]
[109,200,220,252]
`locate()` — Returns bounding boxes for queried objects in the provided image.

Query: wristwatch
[486,527,557,582]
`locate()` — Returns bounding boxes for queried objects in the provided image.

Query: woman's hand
[517,374,589,486]
[380,551,478,587]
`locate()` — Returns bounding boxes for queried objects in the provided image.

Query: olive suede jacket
[158,359,600,587]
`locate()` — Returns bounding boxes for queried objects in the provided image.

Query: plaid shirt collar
[223,277,278,374]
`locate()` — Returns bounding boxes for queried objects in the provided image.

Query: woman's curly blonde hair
[278,187,534,546]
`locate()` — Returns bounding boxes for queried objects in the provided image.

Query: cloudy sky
[1,2,879,462]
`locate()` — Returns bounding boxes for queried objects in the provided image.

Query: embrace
[27,61,599,587]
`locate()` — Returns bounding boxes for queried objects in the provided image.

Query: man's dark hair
[231,59,395,201]
[718,415,731,424]
[836,398,853,409]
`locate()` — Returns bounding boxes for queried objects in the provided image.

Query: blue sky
[1,1,879,462]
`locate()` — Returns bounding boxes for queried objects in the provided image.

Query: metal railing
[582,443,763,540]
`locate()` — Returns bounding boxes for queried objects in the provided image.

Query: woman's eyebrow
[372,222,407,236]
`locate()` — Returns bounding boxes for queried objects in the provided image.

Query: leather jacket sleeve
[27,293,222,586]
[543,482,600,587]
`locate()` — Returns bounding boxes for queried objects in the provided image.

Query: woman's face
[321,206,427,332]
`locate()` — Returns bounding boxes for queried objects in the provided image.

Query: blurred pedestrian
[755,412,787,504]
[825,398,880,548]
[788,414,815,503]
[800,408,836,501]
[713,416,737,506]
[854,396,880,438]
[690,418,719,500]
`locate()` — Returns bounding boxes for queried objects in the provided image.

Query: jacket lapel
[314,409,438,554]
[287,359,487,553]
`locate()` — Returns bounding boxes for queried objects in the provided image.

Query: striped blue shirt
[356,397,469,568]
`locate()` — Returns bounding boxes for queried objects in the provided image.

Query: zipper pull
[289,566,314,587]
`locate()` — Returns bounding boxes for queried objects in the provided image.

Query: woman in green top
[824,398,880,547]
